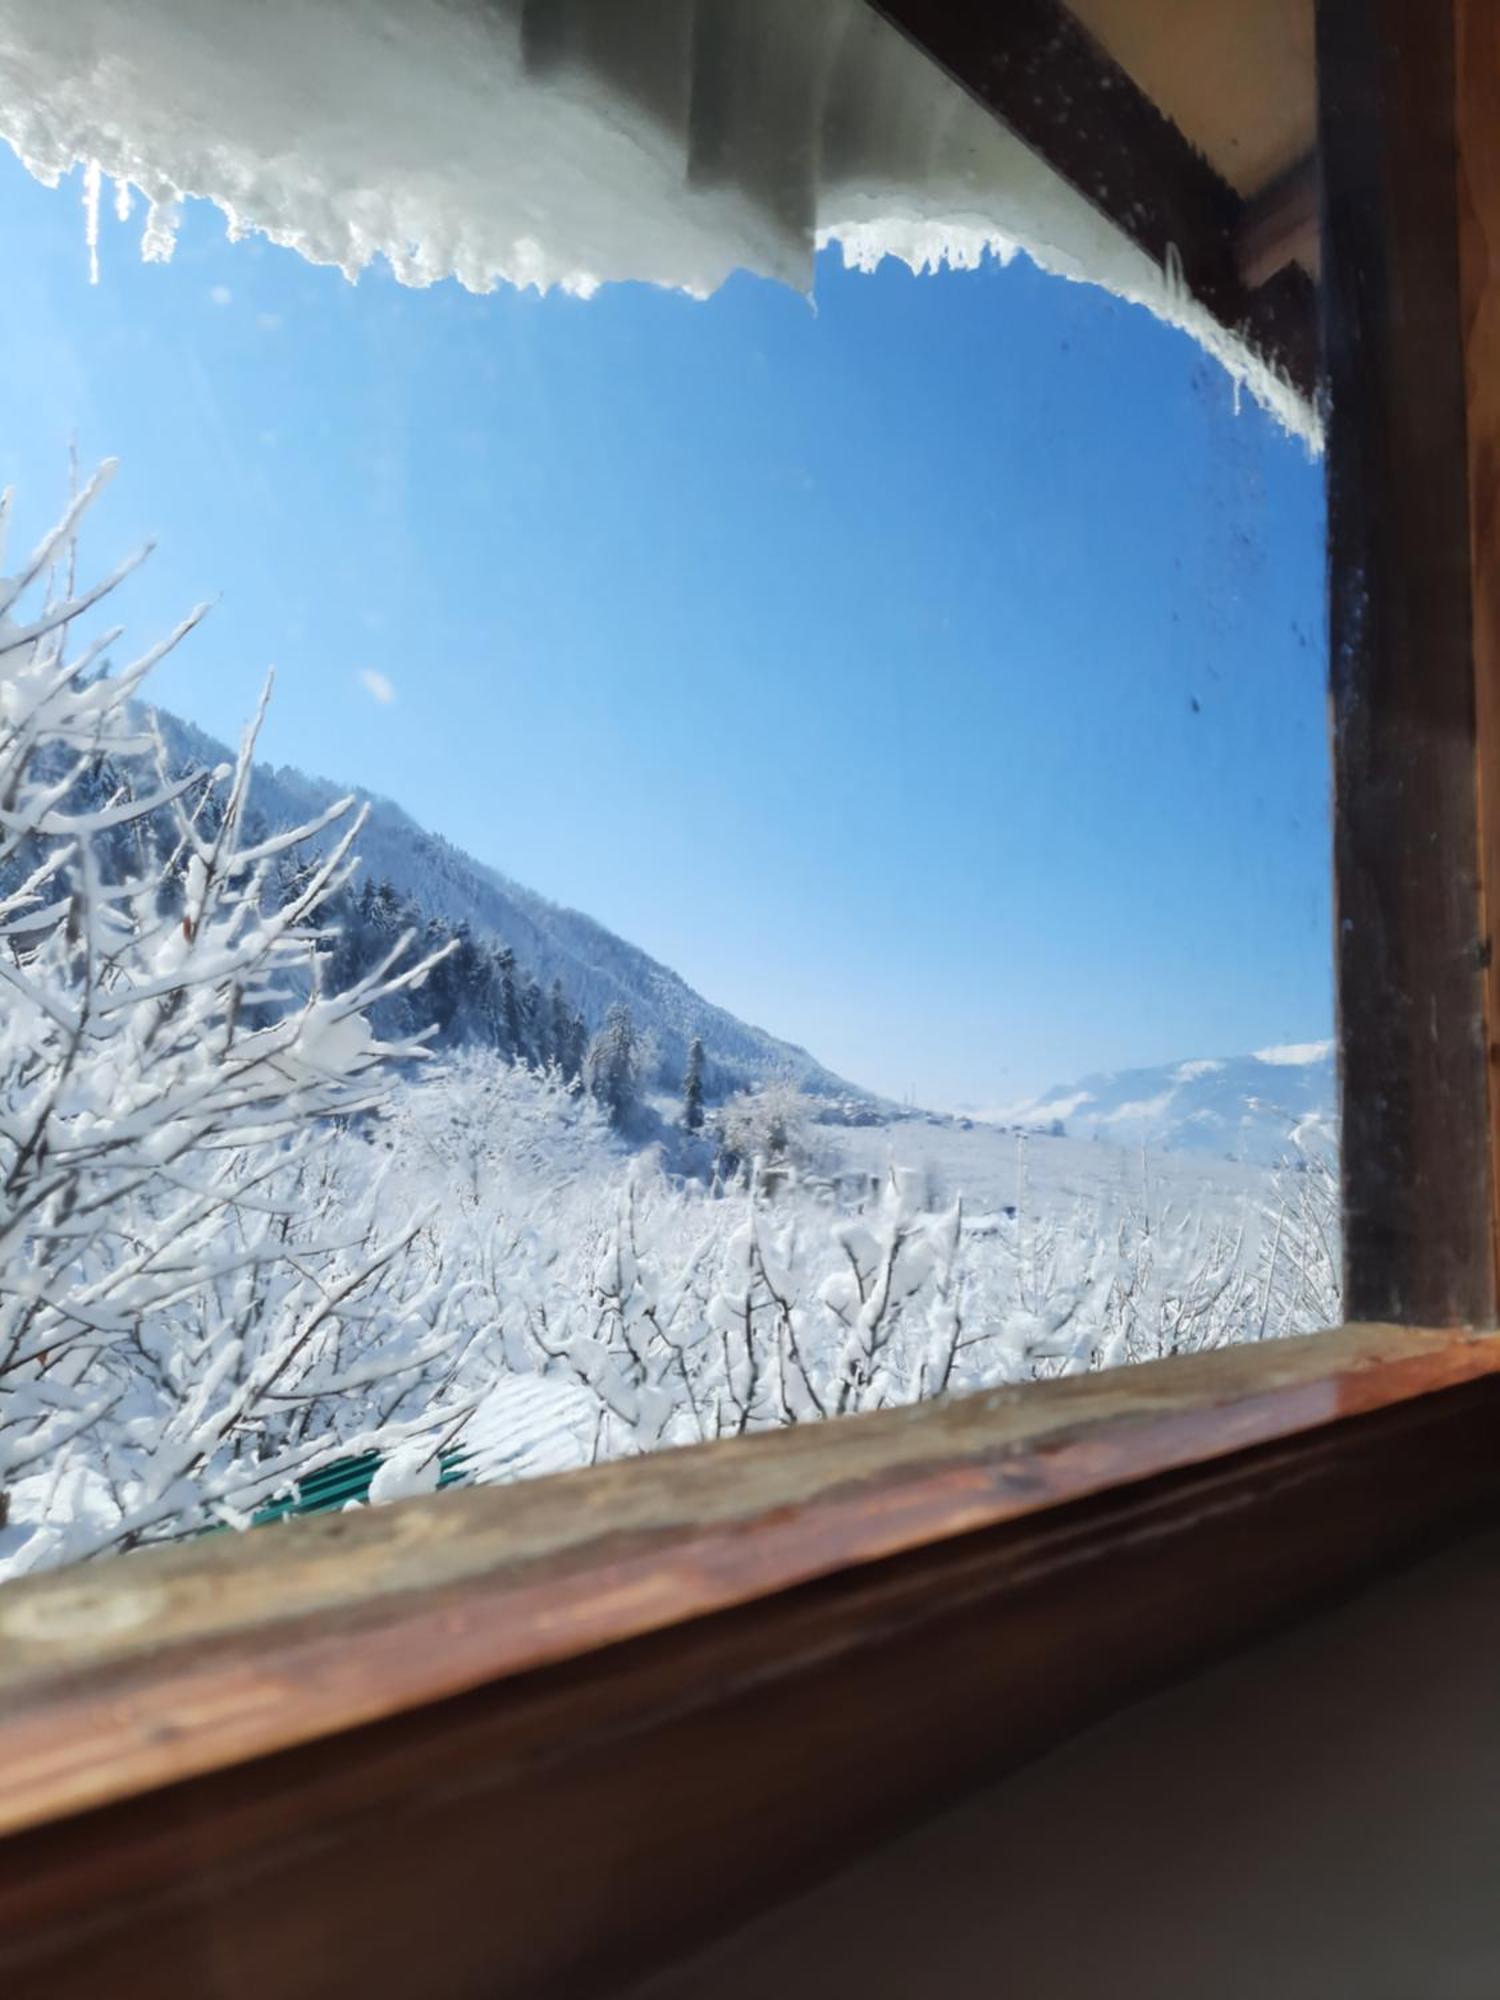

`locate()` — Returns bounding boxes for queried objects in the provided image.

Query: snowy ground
[828,1116,1273,1232]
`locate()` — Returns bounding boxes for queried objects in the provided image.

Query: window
[5,8,1500,1996]
[0,0,1340,1582]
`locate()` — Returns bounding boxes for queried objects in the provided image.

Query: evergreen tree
[682,1036,706,1132]
[518,972,543,1066]
[587,1003,640,1129]
[546,979,571,1072]
[497,946,524,1058]
[564,1007,589,1085]
[420,915,462,1042]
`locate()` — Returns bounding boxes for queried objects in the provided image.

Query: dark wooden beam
[868,0,1318,404]
[1457,0,1500,1309]
[1318,0,1496,1325]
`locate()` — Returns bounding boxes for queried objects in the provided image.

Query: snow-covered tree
[0,465,468,1575]
[586,1001,642,1129]
[714,1077,812,1184]
[541,977,588,1083]
[681,1035,705,1132]
[497,945,524,1057]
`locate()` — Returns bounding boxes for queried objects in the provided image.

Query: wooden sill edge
[0,1320,1496,1839]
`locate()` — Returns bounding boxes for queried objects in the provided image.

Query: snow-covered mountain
[151,708,1330,1149]
[993,1042,1336,1165]
[155,709,861,1100]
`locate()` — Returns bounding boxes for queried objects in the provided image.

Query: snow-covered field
[831,1115,1274,1226]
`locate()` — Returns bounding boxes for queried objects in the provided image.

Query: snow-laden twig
[0,471,466,1577]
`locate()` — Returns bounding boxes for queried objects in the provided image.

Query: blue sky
[1,149,1329,1107]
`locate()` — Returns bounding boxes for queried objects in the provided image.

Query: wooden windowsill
[3,1320,1498,1842]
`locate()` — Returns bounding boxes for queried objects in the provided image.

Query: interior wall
[634,1524,1500,1998]
[1068,0,1316,196]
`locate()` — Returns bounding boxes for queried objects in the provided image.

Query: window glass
[0,1,1331,1578]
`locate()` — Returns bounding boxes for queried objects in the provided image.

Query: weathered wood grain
[2,1322,1497,1841]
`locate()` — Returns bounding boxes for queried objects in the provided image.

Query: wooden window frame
[3,4,1499,1995]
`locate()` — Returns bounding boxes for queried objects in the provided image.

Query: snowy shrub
[0,467,469,1575]
[712,1077,818,1185]
[375,1060,1341,1472]
[379,1080,986,1452]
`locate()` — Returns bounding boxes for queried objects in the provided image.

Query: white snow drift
[0,0,1317,441]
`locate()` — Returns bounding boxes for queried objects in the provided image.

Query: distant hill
[151,708,1325,1148]
[991,1043,1336,1165]
[155,708,863,1100]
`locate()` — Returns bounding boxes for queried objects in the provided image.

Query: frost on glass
[0,3,1332,1579]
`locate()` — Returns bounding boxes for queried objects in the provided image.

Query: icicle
[113,176,133,223]
[1161,239,1185,309]
[82,159,102,286]
[140,198,181,265]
